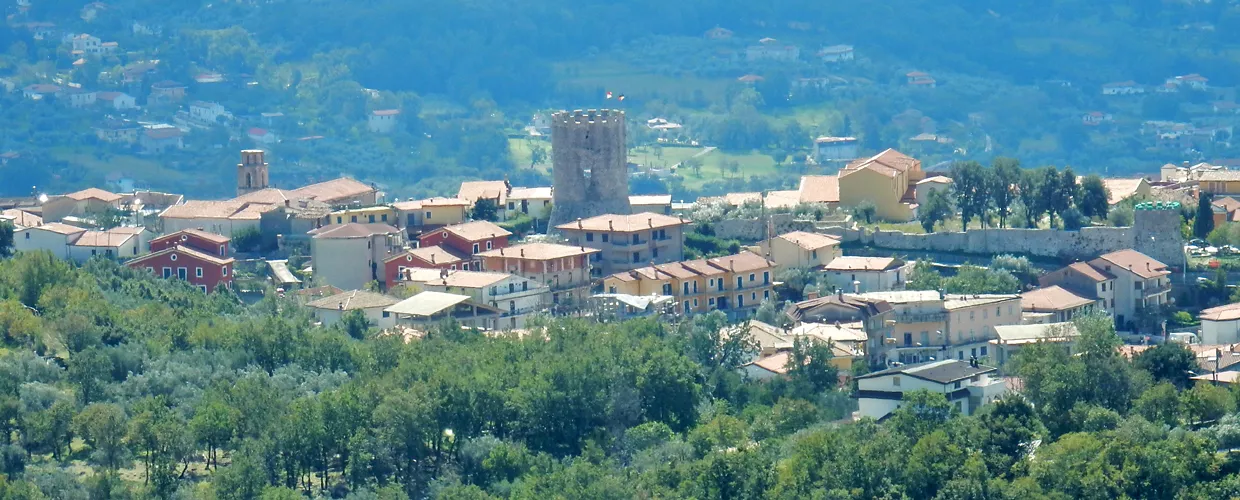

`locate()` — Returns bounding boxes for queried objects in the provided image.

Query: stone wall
[706,213,818,240]
[548,109,631,230]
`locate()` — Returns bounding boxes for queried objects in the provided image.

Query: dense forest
[0,250,1239,498]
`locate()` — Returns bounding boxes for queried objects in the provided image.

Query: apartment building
[308,223,403,290]
[556,213,686,277]
[602,251,776,317]
[857,359,1006,420]
[758,231,842,271]
[785,291,894,364]
[944,294,1023,362]
[822,256,910,292]
[1042,250,1170,332]
[417,220,512,270]
[414,271,548,329]
[477,243,601,306]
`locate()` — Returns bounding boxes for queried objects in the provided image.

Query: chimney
[577,218,583,229]
[520,248,525,257]
[608,220,614,231]
[807,290,820,300]
[284,199,290,207]
[648,218,653,227]
[837,289,843,300]
[431,254,436,263]
[338,302,343,310]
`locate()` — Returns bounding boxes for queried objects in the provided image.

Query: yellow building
[603,251,776,317]
[758,231,842,271]
[1199,171,1240,196]
[325,205,398,227]
[838,148,924,222]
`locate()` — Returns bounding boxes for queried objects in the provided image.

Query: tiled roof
[128,245,233,267]
[292,178,375,203]
[556,212,685,232]
[776,231,840,251]
[308,223,399,239]
[1093,249,1169,279]
[843,148,920,176]
[459,180,509,204]
[608,251,772,282]
[723,192,763,206]
[797,175,840,203]
[152,228,230,245]
[1099,178,1148,205]
[1066,261,1115,282]
[33,222,87,235]
[71,229,136,248]
[786,293,893,322]
[438,220,512,242]
[305,290,399,311]
[433,271,512,288]
[477,242,601,260]
[388,245,467,265]
[159,200,276,220]
[1021,285,1096,312]
[1198,171,1240,182]
[708,251,775,273]
[823,256,903,271]
[65,187,121,202]
[1,209,41,227]
[857,359,995,384]
[763,190,801,209]
[944,294,1020,310]
[1201,302,1240,322]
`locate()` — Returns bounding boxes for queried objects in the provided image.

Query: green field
[553,59,731,103]
[677,149,783,189]
[507,138,709,175]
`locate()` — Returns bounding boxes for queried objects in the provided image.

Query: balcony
[1143,283,1172,297]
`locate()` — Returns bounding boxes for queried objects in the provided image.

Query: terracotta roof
[1093,250,1169,279]
[680,259,728,276]
[292,178,375,203]
[309,223,399,239]
[629,194,673,205]
[436,220,512,242]
[608,251,771,282]
[305,290,399,311]
[1099,178,1147,205]
[764,190,801,209]
[844,148,920,175]
[294,285,344,298]
[71,229,136,248]
[230,188,297,205]
[459,180,509,204]
[159,200,275,220]
[1198,171,1240,182]
[65,187,121,202]
[723,192,763,206]
[944,294,1020,310]
[776,231,840,251]
[387,245,466,265]
[750,351,792,374]
[32,222,87,235]
[1201,303,1240,322]
[798,175,840,204]
[129,245,233,267]
[508,187,552,200]
[1,209,42,227]
[556,212,685,232]
[917,176,953,185]
[1064,261,1115,282]
[152,228,230,245]
[96,91,127,101]
[1213,196,1240,213]
[823,256,903,271]
[477,242,601,260]
[1021,286,1096,312]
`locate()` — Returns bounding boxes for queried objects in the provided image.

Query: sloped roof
[71,229,137,248]
[308,223,399,239]
[857,359,995,384]
[1021,286,1096,312]
[292,178,375,203]
[385,291,473,317]
[65,187,122,202]
[152,228,230,245]
[1,209,42,227]
[823,256,903,271]
[557,212,685,232]
[128,245,233,267]
[437,220,512,242]
[306,290,399,311]
[776,231,840,251]
[1201,302,1240,322]
[459,180,509,205]
[31,222,87,235]
[477,242,601,260]
[392,245,468,265]
[1093,249,1169,279]
[797,175,840,203]
[763,190,801,209]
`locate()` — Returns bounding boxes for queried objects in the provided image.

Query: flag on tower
[617,94,626,101]
[605,91,613,99]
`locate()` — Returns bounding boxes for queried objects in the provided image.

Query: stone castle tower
[548,109,631,230]
[236,149,269,197]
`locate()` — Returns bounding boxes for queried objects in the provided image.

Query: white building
[304,289,399,328]
[368,109,400,134]
[384,291,503,330]
[415,271,548,329]
[991,322,1078,366]
[308,223,403,291]
[813,136,859,162]
[67,227,146,263]
[13,223,87,259]
[746,38,800,62]
[1102,81,1145,95]
[64,88,97,107]
[97,91,136,110]
[70,33,102,54]
[189,101,232,125]
[822,256,910,293]
[819,44,854,63]
[855,359,1007,420]
[1201,303,1240,345]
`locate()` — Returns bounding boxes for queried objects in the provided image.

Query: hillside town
[4,106,1238,422]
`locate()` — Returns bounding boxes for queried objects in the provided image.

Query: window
[1101,282,1107,292]
[749,273,755,282]
[509,283,515,293]
[195,267,203,278]
[381,214,388,222]
[177,267,187,280]
[608,286,617,293]
[602,234,609,242]
[351,215,358,222]
[709,297,715,306]
[221,266,228,277]
[368,215,375,223]
[811,250,817,259]
[633,252,640,263]
[632,234,639,244]
[954,381,961,390]
[450,264,457,270]
[219,245,225,256]
[693,299,698,307]
[162,267,171,278]
[490,286,498,296]
[382,311,390,318]
[170,253,178,261]
[336,216,342,224]
[199,285,208,293]
[662,283,673,295]
[684,301,690,313]
[425,211,432,219]
[709,278,715,287]
[683,282,690,294]
[980,346,988,357]
[586,233,594,242]
[507,202,515,210]
[996,307,1001,317]
[737,295,744,308]
[763,271,770,284]
[91,249,97,255]
[522,282,527,291]
[23,233,28,239]
[652,247,658,258]
[442,231,449,238]
[736,277,742,289]
[971,347,977,357]
[892,376,901,387]
[486,241,493,250]
[1134,282,1142,290]
[763,290,769,299]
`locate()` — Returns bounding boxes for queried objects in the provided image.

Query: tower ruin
[236,149,269,197]
[548,109,631,230]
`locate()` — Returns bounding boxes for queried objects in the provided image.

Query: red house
[149,228,230,257]
[126,246,234,292]
[383,245,468,284]
[417,220,511,258]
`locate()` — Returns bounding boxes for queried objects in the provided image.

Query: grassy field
[507,138,708,175]
[553,59,731,103]
[677,149,782,189]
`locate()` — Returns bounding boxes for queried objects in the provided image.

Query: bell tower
[236,149,269,196]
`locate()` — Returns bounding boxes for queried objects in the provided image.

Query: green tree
[1134,382,1182,426]
[887,390,956,439]
[232,226,261,253]
[905,259,944,291]
[340,309,372,340]
[951,160,987,230]
[853,200,877,224]
[0,221,12,258]
[942,265,1021,294]
[1132,341,1197,389]
[786,337,839,393]
[471,198,499,222]
[1195,192,1215,239]
[1017,168,1045,228]
[1078,174,1110,219]
[990,157,1022,228]
[128,397,191,496]
[190,395,238,470]
[682,311,757,372]
[1038,166,1066,228]
[1181,382,1235,424]
[68,347,112,405]
[529,144,548,169]
[919,188,953,233]
[73,403,129,470]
